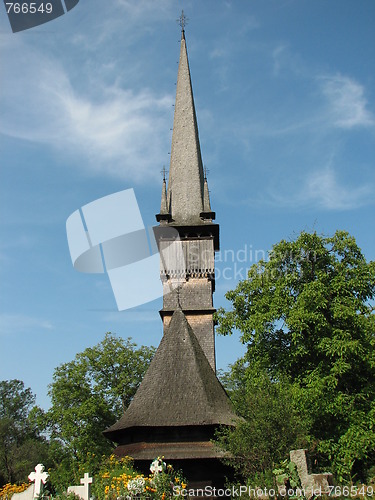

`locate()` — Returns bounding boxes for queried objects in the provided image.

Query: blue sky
[1,0,374,410]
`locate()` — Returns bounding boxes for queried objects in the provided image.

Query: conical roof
[104,309,238,440]
[159,178,169,215]
[166,32,206,225]
[203,178,212,213]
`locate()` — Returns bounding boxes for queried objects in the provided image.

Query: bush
[92,454,186,499]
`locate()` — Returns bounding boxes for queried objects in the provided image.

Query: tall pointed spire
[106,22,235,489]
[201,167,215,221]
[157,167,171,222]
[159,178,169,214]
[203,179,211,211]
[166,27,205,224]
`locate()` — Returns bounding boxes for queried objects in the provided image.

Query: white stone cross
[80,473,93,500]
[28,464,49,498]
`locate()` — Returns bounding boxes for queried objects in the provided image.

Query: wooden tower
[104,24,238,489]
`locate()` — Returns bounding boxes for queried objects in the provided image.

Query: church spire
[157,167,171,222]
[201,167,215,221]
[165,25,206,225]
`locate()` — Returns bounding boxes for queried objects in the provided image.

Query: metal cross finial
[178,10,188,32]
[161,166,168,181]
[204,166,210,180]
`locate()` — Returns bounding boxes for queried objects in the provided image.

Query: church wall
[162,277,213,310]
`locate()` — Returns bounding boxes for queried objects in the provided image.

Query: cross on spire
[28,464,49,498]
[161,166,168,181]
[177,10,188,32]
[204,166,210,180]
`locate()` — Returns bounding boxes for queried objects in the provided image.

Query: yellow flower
[182,483,187,489]
[175,477,180,483]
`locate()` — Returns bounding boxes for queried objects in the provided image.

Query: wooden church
[104,21,239,489]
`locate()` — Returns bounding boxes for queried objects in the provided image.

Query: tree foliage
[217,361,308,484]
[0,380,49,486]
[45,333,155,487]
[217,231,375,482]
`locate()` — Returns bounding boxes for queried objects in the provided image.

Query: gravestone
[28,463,49,498]
[67,472,93,500]
[11,486,34,500]
[290,449,333,499]
[12,464,49,500]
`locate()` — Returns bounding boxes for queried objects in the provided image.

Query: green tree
[217,361,308,485]
[217,230,375,482]
[45,333,155,488]
[0,380,49,486]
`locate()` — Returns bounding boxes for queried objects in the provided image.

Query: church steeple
[154,25,220,370]
[157,167,171,222]
[164,28,206,224]
[104,21,238,489]
[201,168,215,221]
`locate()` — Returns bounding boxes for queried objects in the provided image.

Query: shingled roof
[166,31,207,225]
[104,309,239,441]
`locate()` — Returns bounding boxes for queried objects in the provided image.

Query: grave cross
[80,472,93,500]
[28,464,49,498]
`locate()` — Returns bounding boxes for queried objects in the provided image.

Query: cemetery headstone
[10,485,34,500]
[12,464,49,500]
[67,472,93,500]
[28,464,49,499]
[290,449,333,499]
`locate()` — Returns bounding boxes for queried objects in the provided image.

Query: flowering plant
[0,483,30,500]
[93,454,187,499]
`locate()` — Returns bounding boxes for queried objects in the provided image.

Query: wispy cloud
[319,74,375,129]
[209,48,229,59]
[303,168,373,210]
[115,0,174,18]
[213,65,375,175]
[267,167,374,211]
[0,314,54,335]
[272,43,294,76]
[0,40,173,182]
[101,309,160,324]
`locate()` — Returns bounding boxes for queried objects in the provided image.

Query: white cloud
[209,48,229,59]
[272,43,290,76]
[267,167,374,211]
[304,168,373,210]
[319,75,375,129]
[221,68,374,149]
[0,314,54,335]
[0,40,173,182]
[102,309,160,324]
[115,0,173,17]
